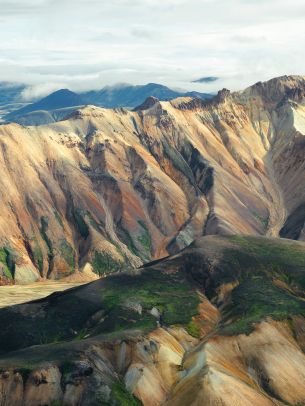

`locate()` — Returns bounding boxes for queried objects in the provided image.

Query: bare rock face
[0,75,305,283]
[24,366,63,406]
[134,96,160,111]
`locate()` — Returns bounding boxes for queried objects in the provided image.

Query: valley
[0,281,86,308]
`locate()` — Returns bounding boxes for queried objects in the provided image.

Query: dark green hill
[1,235,305,355]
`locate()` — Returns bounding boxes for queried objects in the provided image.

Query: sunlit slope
[0,75,305,284]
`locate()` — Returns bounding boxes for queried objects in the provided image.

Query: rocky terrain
[1,235,305,405]
[0,75,305,285]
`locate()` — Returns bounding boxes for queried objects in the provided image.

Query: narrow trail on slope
[264,154,287,237]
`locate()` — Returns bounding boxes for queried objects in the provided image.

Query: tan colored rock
[24,365,63,406]
[0,371,23,406]
[0,75,305,284]
[166,321,305,405]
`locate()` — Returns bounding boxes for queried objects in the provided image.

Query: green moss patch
[39,216,54,276]
[0,265,201,353]
[228,236,305,289]
[137,221,152,261]
[119,221,152,262]
[92,251,122,276]
[50,401,65,406]
[0,247,15,280]
[40,217,53,256]
[111,382,142,406]
[221,276,305,335]
[200,236,305,335]
[59,239,75,274]
[94,268,200,335]
[86,211,103,233]
[32,241,44,274]
[186,320,201,338]
[73,208,89,239]
[120,228,140,258]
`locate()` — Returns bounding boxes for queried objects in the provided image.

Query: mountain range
[0,75,305,405]
[3,83,213,126]
[0,82,29,121]
[1,74,305,284]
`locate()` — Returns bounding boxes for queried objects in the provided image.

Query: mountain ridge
[3,83,213,125]
[5,89,86,123]
[0,75,305,405]
[0,75,305,285]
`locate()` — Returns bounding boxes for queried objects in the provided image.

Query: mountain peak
[242,75,305,104]
[50,88,75,95]
[133,96,160,111]
[215,88,231,103]
[5,88,86,121]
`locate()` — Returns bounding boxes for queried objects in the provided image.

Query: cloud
[0,0,303,93]
[0,0,48,15]
[192,77,219,84]
[21,82,66,101]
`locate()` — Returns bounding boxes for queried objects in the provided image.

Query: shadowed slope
[1,236,305,404]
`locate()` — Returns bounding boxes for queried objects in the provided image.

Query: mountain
[0,82,30,120]
[0,75,305,286]
[82,82,213,108]
[4,83,213,126]
[0,82,26,106]
[1,235,305,405]
[4,105,85,126]
[4,89,86,124]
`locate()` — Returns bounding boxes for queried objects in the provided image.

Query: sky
[0,0,304,99]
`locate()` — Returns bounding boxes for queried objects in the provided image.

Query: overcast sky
[0,0,304,99]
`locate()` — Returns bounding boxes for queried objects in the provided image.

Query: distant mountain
[0,82,26,105]
[82,82,213,108]
[6,106,84,126]
[5,89,86,123]
[4,83,213,125]
[0,82,30,120]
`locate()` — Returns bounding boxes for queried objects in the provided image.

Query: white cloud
[0,0,303,92]
[21,82,66,101]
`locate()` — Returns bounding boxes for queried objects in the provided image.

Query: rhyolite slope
[1,235,305,405]
[1,75,305,284]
